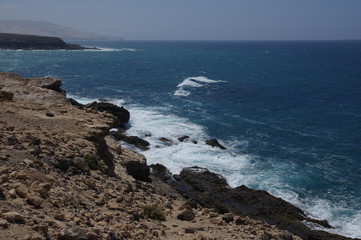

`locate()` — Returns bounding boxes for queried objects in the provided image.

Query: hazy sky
[0,0,360,40]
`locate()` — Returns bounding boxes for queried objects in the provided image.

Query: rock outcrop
[86,101,130,127]
[205,139,227,150]
[110,129,150,149]
[0,33,92,50]
[168,166,352,240]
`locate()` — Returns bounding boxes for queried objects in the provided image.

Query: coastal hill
[0,33,91,50]
[0,20,124,41]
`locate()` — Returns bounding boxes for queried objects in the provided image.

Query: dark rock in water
[86,101,130,126]
[178,136,190,142]
[67,98,84,109]
[159,137,172,143]
[205,139,226,150]
[171,166,345,240]
[149,163,173,182]
[110,130,150,149]
[177,210,195,221]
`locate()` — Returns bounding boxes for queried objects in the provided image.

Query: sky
[0,0,361,40]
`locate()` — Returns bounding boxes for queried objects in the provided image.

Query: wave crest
[174,76,226,96]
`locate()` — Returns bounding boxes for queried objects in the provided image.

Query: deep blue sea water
[1,41,361,238]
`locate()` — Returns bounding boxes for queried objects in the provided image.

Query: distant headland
[0,33,96,50]
[0,20,124,41]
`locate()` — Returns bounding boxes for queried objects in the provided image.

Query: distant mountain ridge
[0,20,124,41]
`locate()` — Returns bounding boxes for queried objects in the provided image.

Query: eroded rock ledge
[0,33,95,50]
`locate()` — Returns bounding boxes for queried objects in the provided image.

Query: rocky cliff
[0,33,90,50]
[0,72,357,240]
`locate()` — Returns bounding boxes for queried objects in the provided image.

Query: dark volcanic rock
[86,101,130,126]
[125,159,150,181]
[67,98,85,109]
[110,130,150,149]
[0,90,14,101]
[149,163,173,182]
[177,210,195,221]
[171,166,348,240]
[178,136,190,142]
[205,139,226,150]
[0,33,89,50]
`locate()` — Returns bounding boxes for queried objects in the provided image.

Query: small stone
[27,195,43,208]
[177,210,195,221]
[222,215,234,223]
[0,219,9,228]
[184,228,196,234]
[55,213,65,221]
[235,217,247,225]
[15,171,28,180]
[16,185,28,198]
[23,159,34,166]
[39,183,52,191]
[210,218,223,225]
[280,231,293,240]
[58,226,98,240]
[0,155,10,161]
[45,112,54,117]
[260,232,271,240]
[8,188,16,198]
[32,225,49,236]
[2,211,25,223]
[22,233,45,240]
[0,187,6,200]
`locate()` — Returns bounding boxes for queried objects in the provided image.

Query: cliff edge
[0,33,91,50]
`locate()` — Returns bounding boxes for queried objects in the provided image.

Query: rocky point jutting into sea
[0,33,94,50]
[0,72,358,240]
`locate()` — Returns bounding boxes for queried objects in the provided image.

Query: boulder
[177,210,195,221]
[149,163,173,182]
[110,130,150,149]
[205,139,226,150]
[86,101,130,125]
[58,226,99,240]
[1,211,25,223]
[67,98,84,109]
[119,149,150,181]
[178,136,190,142]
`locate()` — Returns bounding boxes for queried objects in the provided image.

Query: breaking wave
[174,76,227,96]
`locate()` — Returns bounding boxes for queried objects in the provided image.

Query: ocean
[1,41,360,238]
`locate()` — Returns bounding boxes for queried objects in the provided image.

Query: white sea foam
[91,47,139,52]
[174,76,226,96]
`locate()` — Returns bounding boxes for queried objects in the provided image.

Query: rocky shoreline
[0,72,358,240]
